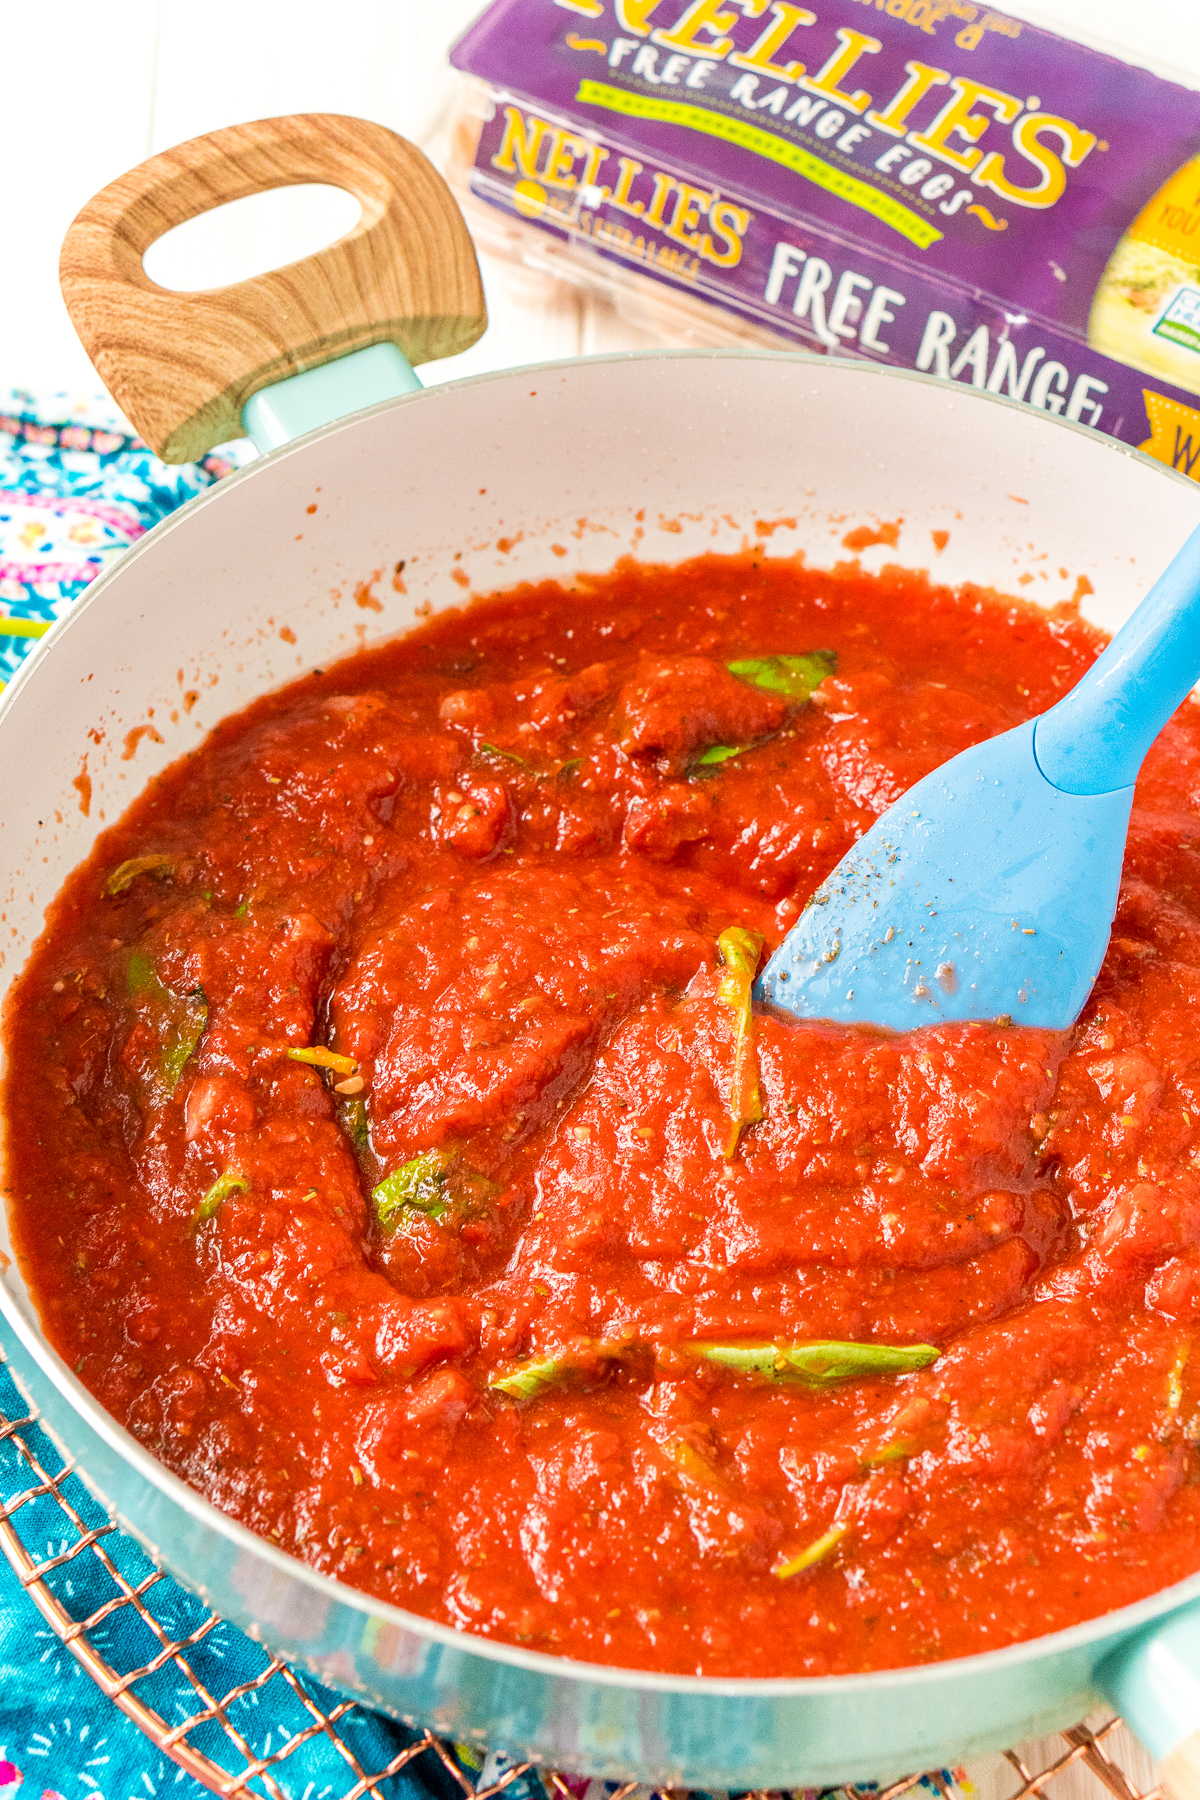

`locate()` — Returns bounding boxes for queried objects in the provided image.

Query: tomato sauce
[8,552,1200,1678]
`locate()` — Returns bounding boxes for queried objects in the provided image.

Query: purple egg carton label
[450,0,1200,478]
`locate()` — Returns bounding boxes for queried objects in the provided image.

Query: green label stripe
[575,79,942,251]
[1155,319,1200,355]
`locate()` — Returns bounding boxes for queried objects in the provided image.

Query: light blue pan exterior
[4,349,1200,1788]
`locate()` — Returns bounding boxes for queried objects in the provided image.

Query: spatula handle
[59,113,486,465]
[1035,518,1200,796]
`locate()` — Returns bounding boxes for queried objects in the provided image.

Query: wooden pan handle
[59,113,487,464]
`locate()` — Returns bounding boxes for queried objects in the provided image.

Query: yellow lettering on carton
[1127,159,1200,260]
[974,112,1095,209]
[909,76,1021,172]
[610,156,647,215]
[867,59,950,135]
[579,143,610,189]
[512,180,549,219]
[491,106,551,178]
[542,128,589,187]
[728,3,816,81]
[801,27,881,112]
[645,171,680,226]
[665,182,714,247]
[705,199,752,266]
[615,0,670,31]
[653,0,765,58]
[1141,391,1200,483]
[904,0,945,30]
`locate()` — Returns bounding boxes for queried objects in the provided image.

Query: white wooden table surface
[3,0,1200,410]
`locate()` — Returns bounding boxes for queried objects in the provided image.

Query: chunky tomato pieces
[8,554,1200,1677]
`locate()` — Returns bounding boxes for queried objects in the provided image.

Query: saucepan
[2,111,1200,1795]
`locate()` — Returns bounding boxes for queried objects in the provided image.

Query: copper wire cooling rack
[0,1345,1166,1800]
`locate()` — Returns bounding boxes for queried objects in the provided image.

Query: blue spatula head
[757,719,1135,1032]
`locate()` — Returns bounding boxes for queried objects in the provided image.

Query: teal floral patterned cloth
[0,1354,478,1800]
[0,390,248,688]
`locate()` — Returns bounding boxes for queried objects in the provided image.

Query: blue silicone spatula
[757,521,1200,1031]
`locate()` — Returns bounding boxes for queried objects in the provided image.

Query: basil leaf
[716,927,765,1157]
[127,951,206,1093]
[373,1149,454,1230]
[286,1045,357,1075]
[861,1440,912,1466]
[480,742,531,768]
[692,1339,941,1386]
[373,1150,500,1235]
[126,949,160,998]
[489,1339,630,1401]
[196,1169,247,1223]
[341,1096,370,1155]
[773,1521,848,1580]
[489,1356,566,1400]
[696,744,746,766]
[728,651,837,698]
[162,989,207,1094]
[106,854,177,897]
[718,926,764,982]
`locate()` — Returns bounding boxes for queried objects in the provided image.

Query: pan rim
[2,344,1198,1703]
